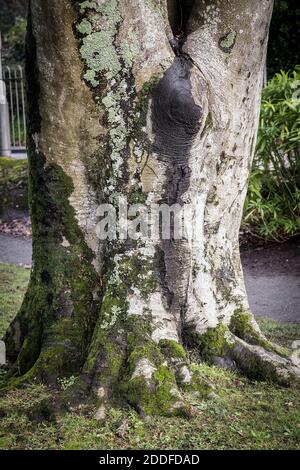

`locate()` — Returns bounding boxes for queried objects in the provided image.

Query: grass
[257,317,300,349]
[0,157,28,186]
[0,263,299,450]
[0,262,30,337]
[0,158,29,214]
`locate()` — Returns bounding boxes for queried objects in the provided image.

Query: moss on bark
[4,4,101,385]
[229,309,290,358]
[5,162,101,384]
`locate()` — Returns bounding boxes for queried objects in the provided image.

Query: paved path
[0,233,299,323]
[244,273,300,323]
[241,238,300,323]
[0,233,32,266]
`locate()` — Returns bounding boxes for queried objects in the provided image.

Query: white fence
[0,35,27,158]
[3,65,27,152]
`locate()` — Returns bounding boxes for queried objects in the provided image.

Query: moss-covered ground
[0,262,299,450]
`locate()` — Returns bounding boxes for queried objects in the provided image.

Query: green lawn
[0,158,28,186]
[0,262,299,450]
[0,262,30,337]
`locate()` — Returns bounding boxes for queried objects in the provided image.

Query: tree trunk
[3,0,299,415]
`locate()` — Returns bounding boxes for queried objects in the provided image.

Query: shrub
[2,17,27,66]
[243,69,300,242]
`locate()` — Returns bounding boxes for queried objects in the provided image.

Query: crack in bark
[167,0,196,36]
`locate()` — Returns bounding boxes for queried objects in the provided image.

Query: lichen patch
[218,30,237,53]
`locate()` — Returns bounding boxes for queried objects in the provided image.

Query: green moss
[184,369,213,397]
[83,249,161,397]
[230,309,289,358]
[159,339,187,361]
[230,309,252,335]
[200,111,213,138]
[198,324,234,360]
[230,310,258,340]
[84,247,186,411]
[124,338,189,416]
[3,158,101,385]
[1,262,300,450]
[25,345,68,382]
[125,364,180,416]
[82,290,126,390]
[127,343,162,374]
[3,12,103,384]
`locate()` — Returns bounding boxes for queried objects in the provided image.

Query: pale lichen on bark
[76,0,139,188]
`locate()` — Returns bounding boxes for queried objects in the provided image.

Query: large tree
[3,0,299,416]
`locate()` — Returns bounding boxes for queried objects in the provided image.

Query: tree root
[83,338,213,418]
[120,353,212,417]
[3,319,299,416]
[229,336,300,386]
[85,326,300,418]
[186,317,300,388]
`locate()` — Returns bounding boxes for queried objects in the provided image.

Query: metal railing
[3,65,27,152]
[0,34,27,157]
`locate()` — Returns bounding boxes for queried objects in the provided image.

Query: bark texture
[3,0,299,415]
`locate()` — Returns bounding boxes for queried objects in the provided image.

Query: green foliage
[0,0,27,34]
[2,17,27,66]
[57,376,78,391]
[243,70,300,241]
